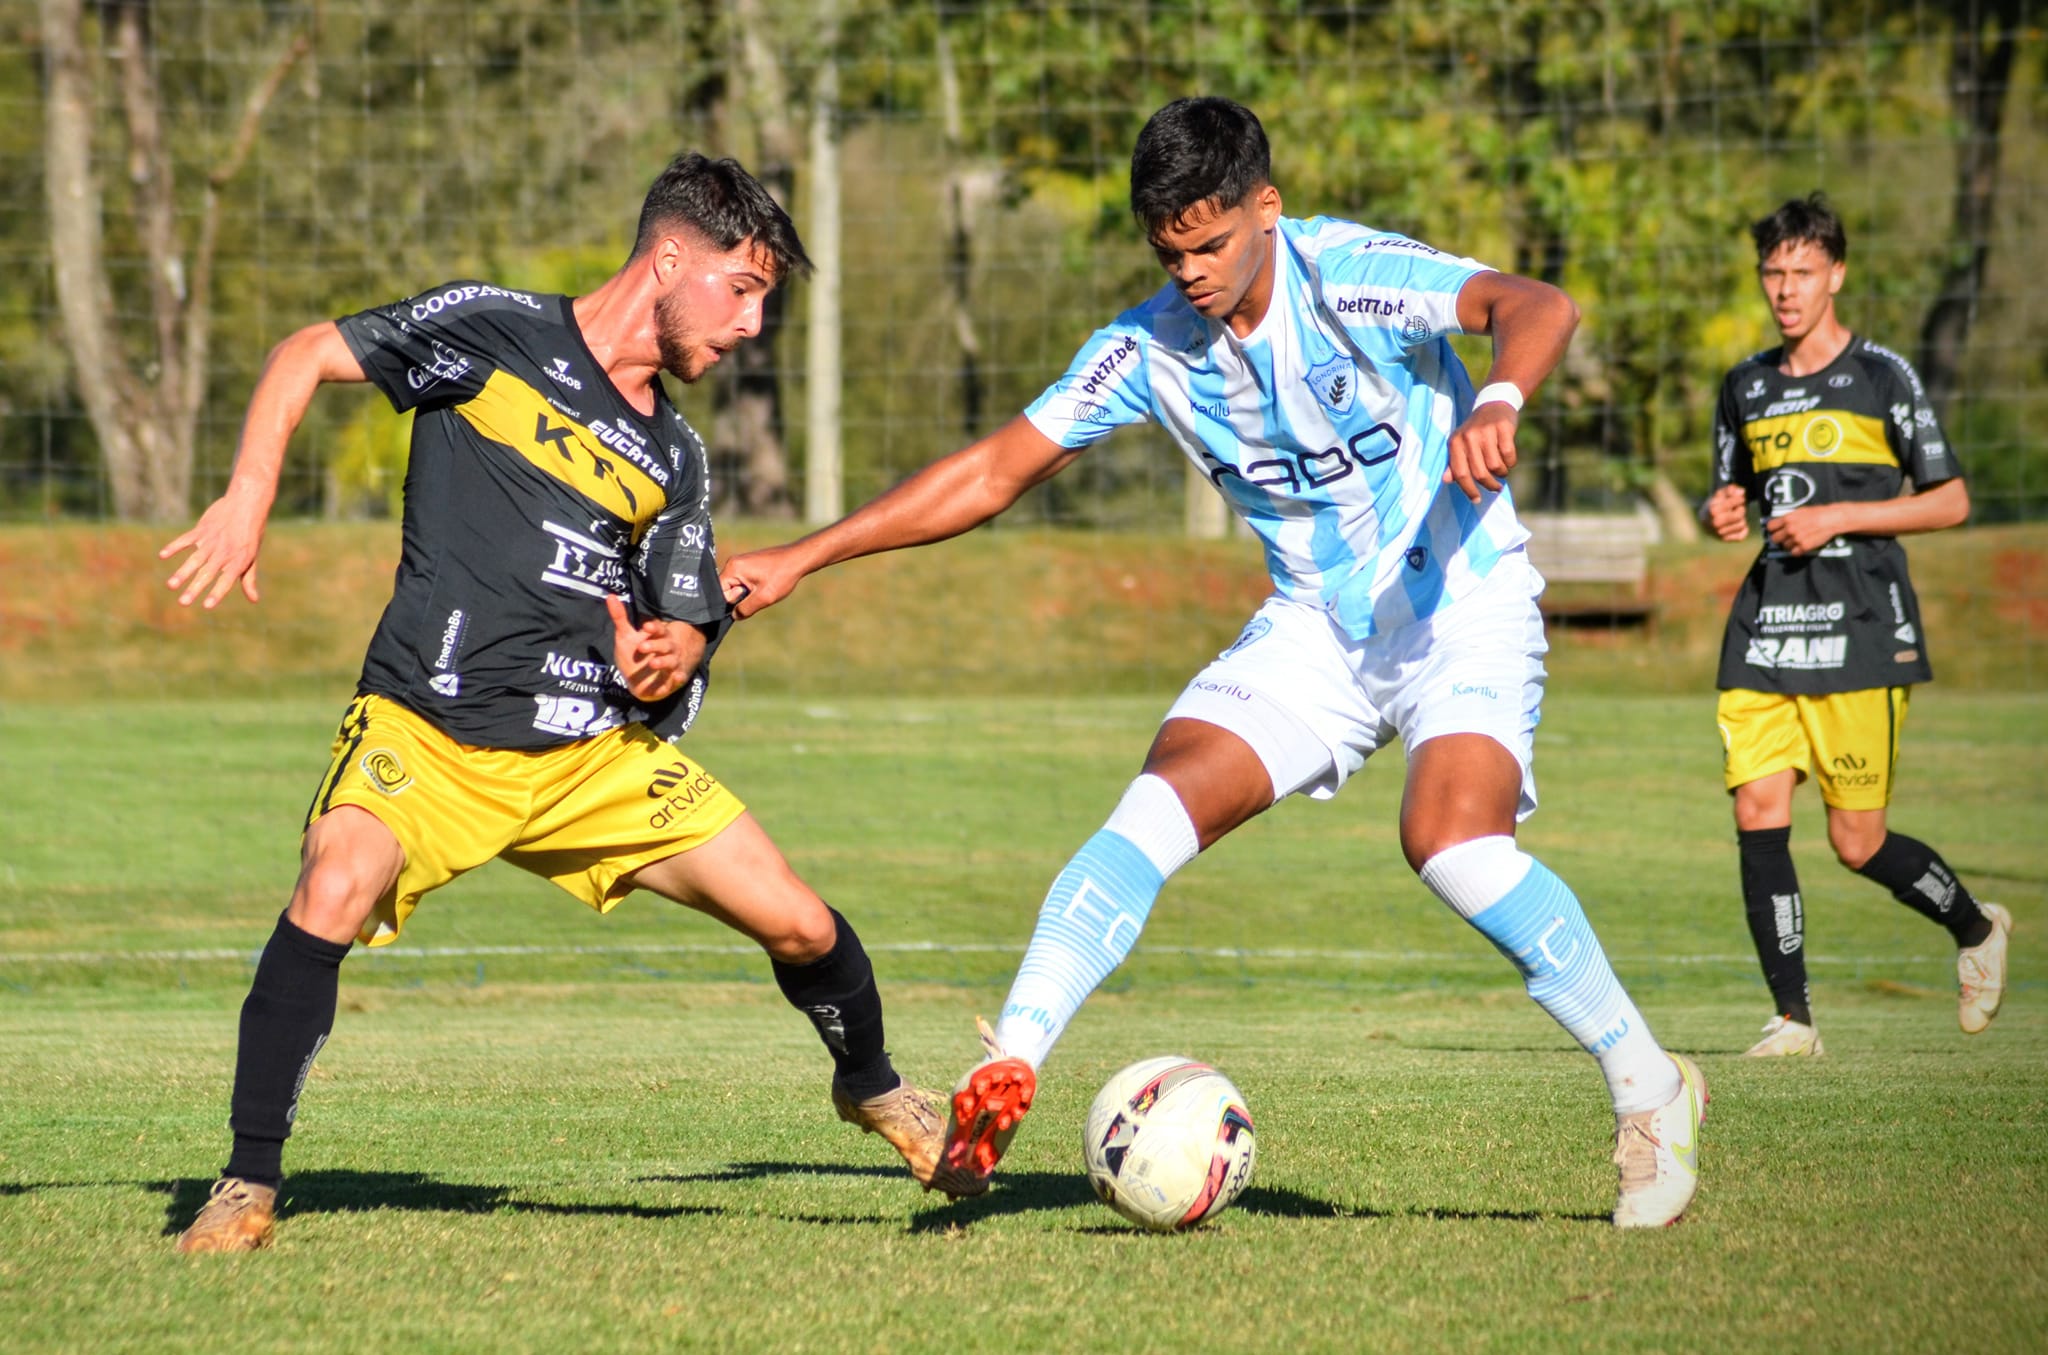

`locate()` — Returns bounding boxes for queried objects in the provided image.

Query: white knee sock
[1420,836,1680,1115]
[992,775,1199,1068]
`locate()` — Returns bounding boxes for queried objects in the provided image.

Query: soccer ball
[1081,1056,1256,1232]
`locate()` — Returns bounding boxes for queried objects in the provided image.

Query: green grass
[1,692,2044,1353]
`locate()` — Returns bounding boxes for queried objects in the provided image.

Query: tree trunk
[42,0,148,517]
[718,0,801,519]
[935,16,983,444]
[40,0,308,521]
[803,44,843,526]
[1915,0,2019,421]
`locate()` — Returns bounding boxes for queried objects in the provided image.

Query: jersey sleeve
[631,438,726,628]
[333,280,515,413]
[630,441,728,743]
[1710,369,1748,495]
[1023,321,1154,449]
[1869,347,1964,489]
[1311,229,1492,363]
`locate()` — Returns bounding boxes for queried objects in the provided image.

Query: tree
[1917,0,2023,419]
[40,0,309,521]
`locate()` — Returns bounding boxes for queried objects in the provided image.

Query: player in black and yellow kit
[1704,194,2011,1057]
[161,155,975,1253]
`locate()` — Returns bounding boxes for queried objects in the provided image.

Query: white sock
[992,776,1198,1067]
[1421,836,1681,1115]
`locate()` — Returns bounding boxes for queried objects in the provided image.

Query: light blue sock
[993,830,1164,1068]
[1427,839,1679,1114]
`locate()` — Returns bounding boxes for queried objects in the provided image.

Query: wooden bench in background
[1519,511,1658,627]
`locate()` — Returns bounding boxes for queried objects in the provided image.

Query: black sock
[221,913,351,1187]
[1738,827,1812,1025]
[771,907,898,1100]
[1854,832,1991,947]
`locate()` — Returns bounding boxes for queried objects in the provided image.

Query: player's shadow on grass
[151,1170,728,1237]
[643,1161,908,1186]
[904,1175,1372,1230]
[906,1176,1608,1230]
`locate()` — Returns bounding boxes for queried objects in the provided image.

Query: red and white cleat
[942,1017,1038,1185]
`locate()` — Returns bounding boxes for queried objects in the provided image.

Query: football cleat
[175,1177,278,1253]
[832,1076,986,1198]
[1743,1014,1825,1057]
[1958,902,2013,1035]
[1612,1053,1707,1229]
[942,1016,1037,1184]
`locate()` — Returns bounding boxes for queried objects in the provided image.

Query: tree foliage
[5,1,2041,524]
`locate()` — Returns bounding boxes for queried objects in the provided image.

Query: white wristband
[1474,381,1524,413]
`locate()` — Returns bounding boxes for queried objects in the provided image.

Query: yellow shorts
[305,694,747,946]
[1716,686,1910,811]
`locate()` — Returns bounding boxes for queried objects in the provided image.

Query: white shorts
[1163,551,1549,819]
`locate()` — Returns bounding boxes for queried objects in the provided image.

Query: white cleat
[1958,902,2013,1035]
[1613,1053,1707,1229]
[1743,1014,1825,1057]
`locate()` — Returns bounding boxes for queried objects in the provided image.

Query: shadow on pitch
[149,1170,732,1237]
[907,1176,1609,1230]
[643,1160,906,1186]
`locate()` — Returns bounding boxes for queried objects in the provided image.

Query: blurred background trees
[3,1,2039,528]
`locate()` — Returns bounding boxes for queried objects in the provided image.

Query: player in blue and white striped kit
[723,97,1706,1227]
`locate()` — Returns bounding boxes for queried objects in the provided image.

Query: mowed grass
[1,691,2044,1353]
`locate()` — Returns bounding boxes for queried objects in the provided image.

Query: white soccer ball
[1081,1056,1256,1232]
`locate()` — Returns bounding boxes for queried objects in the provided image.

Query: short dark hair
[1751,192,1847,265]
[1130,97,1272,236]
[633,152,812,280]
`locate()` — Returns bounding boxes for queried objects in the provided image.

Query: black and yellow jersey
[335,281,723,749]
[1709,335,1961,694]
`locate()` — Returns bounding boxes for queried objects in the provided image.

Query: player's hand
[605,595,702,703]
[159,484,271,609]
[718,544,807,620]
[1763,504,1844,557]
[1704,485,1750,542]
[1444,403,1520,504]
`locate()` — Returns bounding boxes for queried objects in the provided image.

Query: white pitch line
[0,942,1953,967]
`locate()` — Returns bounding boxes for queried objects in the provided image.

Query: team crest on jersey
[1305,356,1356,414]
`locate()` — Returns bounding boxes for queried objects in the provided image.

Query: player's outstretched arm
[721,415,1080,618]
[1442,272,1581,504]
[160,322,366,609]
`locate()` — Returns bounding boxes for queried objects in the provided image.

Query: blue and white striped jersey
[1025,215,1528,639]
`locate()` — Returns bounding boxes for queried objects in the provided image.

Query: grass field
[2,687,2043,1352]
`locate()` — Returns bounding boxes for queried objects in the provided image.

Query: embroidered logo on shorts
[1221,617,1272,658]
[359,748,414,796]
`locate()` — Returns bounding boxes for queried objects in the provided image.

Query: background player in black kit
[159,154,973,1252]
[1703,193,2012,1057]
